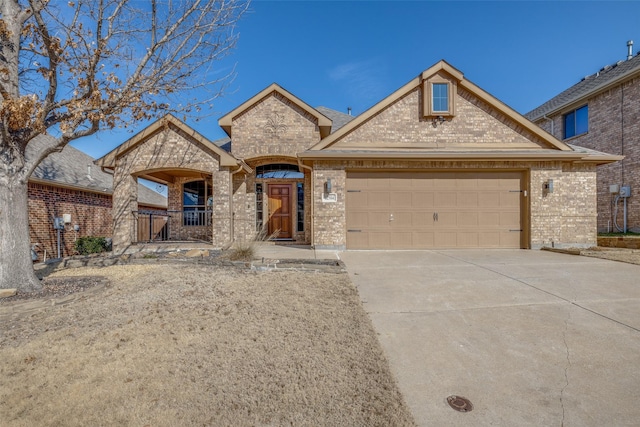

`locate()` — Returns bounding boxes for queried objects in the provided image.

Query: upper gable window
[563,105,588,139]
[432,83,449,112]
[423,74,456,118]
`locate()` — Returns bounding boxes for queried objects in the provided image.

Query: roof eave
[527,66,640,121]
[310,76,421,151]
[95,114,243,169]
[457,79,572,152]
[298,150,588,161]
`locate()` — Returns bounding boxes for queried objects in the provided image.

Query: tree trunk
[0,178,42,292]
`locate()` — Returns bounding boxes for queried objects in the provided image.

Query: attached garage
[346,171,526,249]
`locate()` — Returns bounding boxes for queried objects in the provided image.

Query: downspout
[542,115,554,137]
[297,157,314,248]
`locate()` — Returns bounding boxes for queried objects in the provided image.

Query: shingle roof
[526,53,640,121]
[30,141,167,207]
[315,106,357,133]
[212,136,231,152]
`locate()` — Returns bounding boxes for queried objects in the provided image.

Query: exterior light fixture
[432,115,448,127]
[544,179,554,193]
[325,178,332,193]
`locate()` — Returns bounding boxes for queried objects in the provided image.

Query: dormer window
[432,83,449,112]
[423,72,456,118]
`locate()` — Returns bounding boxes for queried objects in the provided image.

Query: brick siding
[533,75,640,232]
[28,182,112,259]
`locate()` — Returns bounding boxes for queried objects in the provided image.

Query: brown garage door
[346,171,524,249]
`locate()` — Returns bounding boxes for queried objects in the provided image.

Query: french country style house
[96,60,622,252]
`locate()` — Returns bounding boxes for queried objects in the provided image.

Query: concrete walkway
[339,250,640,427]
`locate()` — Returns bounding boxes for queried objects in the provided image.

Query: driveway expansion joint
[433,250,640,334]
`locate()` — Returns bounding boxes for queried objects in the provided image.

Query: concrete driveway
[339,250,640,427]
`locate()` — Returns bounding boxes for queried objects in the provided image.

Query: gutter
[298,150,588,161]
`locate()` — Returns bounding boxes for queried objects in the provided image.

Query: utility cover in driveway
[346,171,524,249]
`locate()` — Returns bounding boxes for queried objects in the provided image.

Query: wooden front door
[268,184,292,239]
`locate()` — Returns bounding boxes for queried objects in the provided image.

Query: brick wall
[28,182,112,259]
[313,165,346,248]
[529,162,597,248]
[231,92,321,159]
[533,76,640,232]
[334,87,547,149]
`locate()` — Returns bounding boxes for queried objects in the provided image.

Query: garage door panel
[347,231,369,249]
[458,192,479,207]
[436,211,457,227]
[500,192,521,208]
[412,192,435,208]
[457,212,479,227]
[501,231,521,247]
[390,232,413,248]
[479,232,501,247]
[389,175,409,189]
[412,212,433,227]
[347,212,370,228]
[479,212,500,227]
[435,192,457,207]
[434,231,457,247]
[390,192,413,207]
[369,211,392,227]
[368,191,391,207]
[457,178,479,189]
[369,232,391,248]
[346,171,524,249]
[479,192,500,207]
[347,191,368,207]
[390,212,413,228]
[500,211,521,227]
[412,232,435,248]
[457,232,479,248]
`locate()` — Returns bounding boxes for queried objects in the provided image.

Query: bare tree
[0,0,248,292]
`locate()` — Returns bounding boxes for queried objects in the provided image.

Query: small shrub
[75,236,110,255]
[227,243,255,261]
[224,228,280,261]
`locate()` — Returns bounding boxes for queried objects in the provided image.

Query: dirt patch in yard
[0,264,415,426]
[580,247,640,265]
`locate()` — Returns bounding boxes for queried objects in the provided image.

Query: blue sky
[72,0,640,158]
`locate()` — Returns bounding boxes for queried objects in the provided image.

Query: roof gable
[309,60,571,153]
[218,83,333,138]
[95,114,243,169]
[29,139,166,207]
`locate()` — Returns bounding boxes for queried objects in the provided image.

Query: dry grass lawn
[0,264,415,426]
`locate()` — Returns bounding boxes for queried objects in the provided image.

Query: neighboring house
[526,45,640,232]
[28,141,167,260]
[96,60,621,253]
